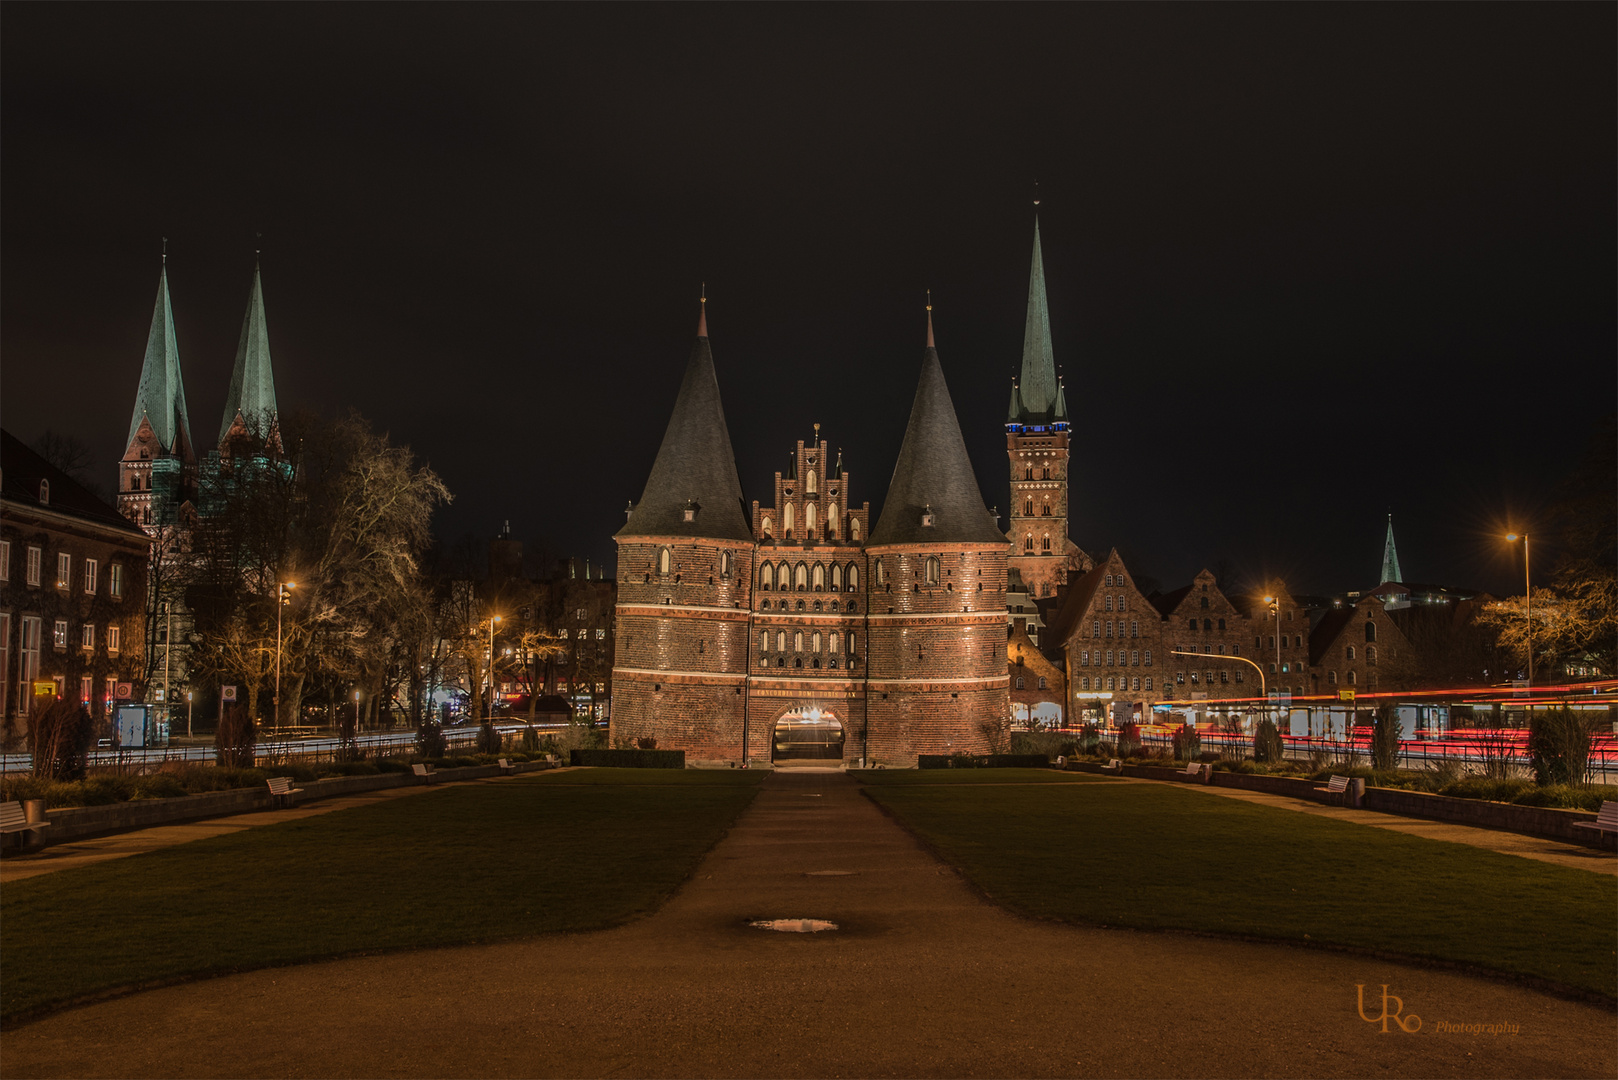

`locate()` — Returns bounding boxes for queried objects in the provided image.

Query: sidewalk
[4,769,1613,1079]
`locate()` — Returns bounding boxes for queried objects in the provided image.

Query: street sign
[222,685,238,702]
[155,688,165,702]
[1338,689,1356,702]
[32,681,56,697]
[116,682,133,699]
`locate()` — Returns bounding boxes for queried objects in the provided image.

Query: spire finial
[161,236,167,265]
[1033,178,1041,208]
[697,282,707,338]
[255,231,262,263]
[925,289,935,348]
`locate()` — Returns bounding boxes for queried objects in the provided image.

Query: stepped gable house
[612,300,1009,767]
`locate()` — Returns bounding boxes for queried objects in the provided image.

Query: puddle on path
[751,918,839,933]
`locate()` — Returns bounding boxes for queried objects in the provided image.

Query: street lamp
[488,614,502,718]
[1505,534,1531,687]
[275,581,296,733]
[1171,649,1266,745]
[355,689,362,733]
[187,690,194,739]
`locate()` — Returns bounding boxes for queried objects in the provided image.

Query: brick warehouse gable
[611,302,1008,766]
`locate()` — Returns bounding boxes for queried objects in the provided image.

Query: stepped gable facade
[610,303,1009,767]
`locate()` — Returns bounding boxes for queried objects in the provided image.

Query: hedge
[917,753,1051,769]
[569,748,686,769]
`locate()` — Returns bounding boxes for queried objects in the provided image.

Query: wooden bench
[412,763,437,784]
[1180,761,1210,781]
[266,777,304,808]
[0,800,48,843]
[497,757,514,775]
[544,753,559,766]
[1102,758,1123,773]
[1318,775,1350,795]
[1573,801,1618,837]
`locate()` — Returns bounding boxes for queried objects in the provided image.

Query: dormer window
[38,479,49,505]
[682,499,700,523]
[921,504,935,528]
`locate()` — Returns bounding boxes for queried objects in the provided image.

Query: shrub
[636,736,658,750]
[132,775,189,800]
[1529,707,1593,787]
[1370,705,1401,771]
[31,699,93,781]
[1078,723,1101,754]
[477,722,503,755]
[215,703,257,769]
[1171,723,1201,762]
[416,719,447,759]
[1009,731,1077,758]
[1252,718,1283,764]
[569,748,685,769]
[1116,722,1142,758]
[520,726,540,752]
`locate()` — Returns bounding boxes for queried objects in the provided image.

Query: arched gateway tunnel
[771,705,846,763]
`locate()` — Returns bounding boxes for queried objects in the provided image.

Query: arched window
[1347,646,1356,661]
[847,632,856,653]
[1037,676,1046,690]
[793,631,803,652]
[806,469,817,494]
[794,563,807,590]
[1081,677,1090,690]
[658,547,671,575]
[1348,670,1357,685]
[812,631,821,653]
[777,631,786,651]
[1328,669,1338,684]
[1144,677,1153,691]
[1041,466,1050,480]
[1025,535,1035,551]
[925,556,941,585]
[1217,618,1225,630]
[720,551,733,578]
[1015,677,1025,689]
[1119,595,1126,611]
[1024,498,1033,516]
[875,559,886,585]
[38,479,49,505]
[1143,650,1152,665]
[828,502,838,536]
[829,632,840,653]
[1024,466,1033,480]
[761,515,773,538]
[831,563,843,591]
[1200,596,1209,609]
[760,563,774,590]
[847,563,859,590]
[1105,574,1113,586]
[806,502,817,533]
[783,503,795,534]
[812,563,825,590]
[1041,502,1051,516]
[1367,645,1377,665]
[1203,618,1213,631]
[1041,536,1051,551]
[1365,621,1377,642]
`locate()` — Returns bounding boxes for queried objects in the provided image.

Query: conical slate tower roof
[126,264,194,459]
[1015,217,1058,418]
[870,322,1004,547]
[219,258,279,443]
[617,306,751,543]
[1380,514,1403,584]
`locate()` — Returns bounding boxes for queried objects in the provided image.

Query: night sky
[4,5,1612,598]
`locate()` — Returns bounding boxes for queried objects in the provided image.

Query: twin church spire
[124,250,281,465]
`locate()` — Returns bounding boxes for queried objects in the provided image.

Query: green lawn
[1,769,763,1020]
[859,769,1617,999]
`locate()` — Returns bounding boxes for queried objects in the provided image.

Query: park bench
[266,777,303,808]
[1572,801,1618,837]
[1180,761,1209,781]
[544,753,559,766]
[497,758,514,775]
[0,800,48,844]
[1318,775,1351,795]
[1102,759,1123,773]
[412,763,436,784]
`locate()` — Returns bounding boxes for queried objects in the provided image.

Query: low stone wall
[1062,759,1608,848]
[12,760,555,850]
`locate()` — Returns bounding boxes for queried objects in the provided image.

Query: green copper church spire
[1016,216,1058,417]
[125,255,194,459]
[219,255,279,444]
[1380,513,1403,585]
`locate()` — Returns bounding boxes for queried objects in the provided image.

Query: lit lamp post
[354,689,362,734]
[1264,595,1283,728]
[1171,649,1266,747]
[1505,534,1531,687]
[275,581,296,733]
[187,690,194,739]
[488,614,501,719]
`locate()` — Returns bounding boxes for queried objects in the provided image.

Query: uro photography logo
[1356,985,1422,1033]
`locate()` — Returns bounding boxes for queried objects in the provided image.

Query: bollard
[1350,777,1365,809]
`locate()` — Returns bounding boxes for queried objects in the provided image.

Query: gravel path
[4,769,1613,1078]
